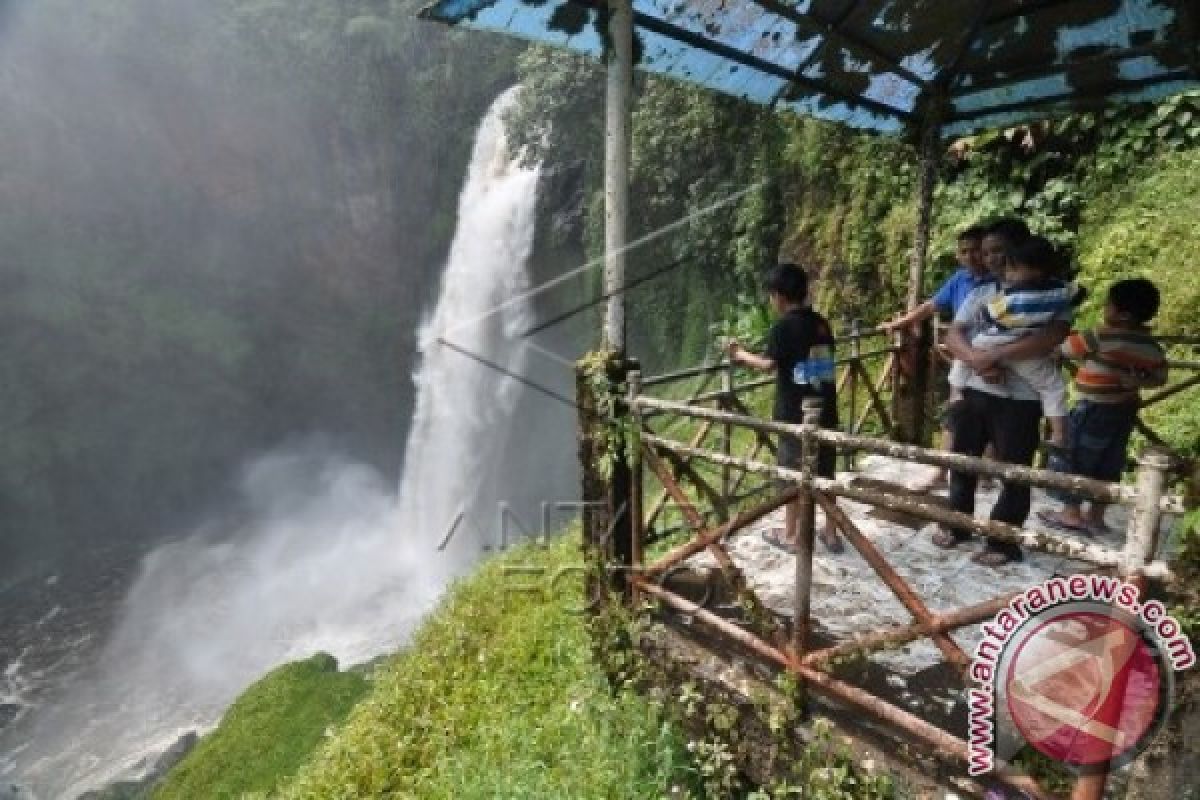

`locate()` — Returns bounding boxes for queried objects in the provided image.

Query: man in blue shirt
[883,225,990,332]
[882,225,991,490]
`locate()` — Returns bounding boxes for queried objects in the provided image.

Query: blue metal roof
[420,0,1200,137]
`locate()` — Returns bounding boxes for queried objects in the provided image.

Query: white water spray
[4,88,561,799]
[397,86,542,563]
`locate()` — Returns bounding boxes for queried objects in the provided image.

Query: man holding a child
[936,218,1168,567]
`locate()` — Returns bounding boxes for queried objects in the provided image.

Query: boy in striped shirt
[1038,278,1168,536]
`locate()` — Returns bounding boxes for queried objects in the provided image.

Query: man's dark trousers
[947,388,1042,559]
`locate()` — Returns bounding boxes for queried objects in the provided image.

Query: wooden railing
[639,322,899,542]
[580,348,1193,800]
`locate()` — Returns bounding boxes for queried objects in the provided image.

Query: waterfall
[397,86,542,566]
[3,88,563,799]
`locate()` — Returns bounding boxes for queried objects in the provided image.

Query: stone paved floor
[687,454,1176,679]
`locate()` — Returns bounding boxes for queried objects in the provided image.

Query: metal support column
[603,0,633,353]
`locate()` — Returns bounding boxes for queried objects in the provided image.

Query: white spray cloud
[8,88,576,799]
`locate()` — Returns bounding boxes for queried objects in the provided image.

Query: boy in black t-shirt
[727,263,843,554]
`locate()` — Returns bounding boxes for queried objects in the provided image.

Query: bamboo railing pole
[627,370,644,605]
[632,395,1185,512]
[721,360,734,510]
[641,441,776,633]
[858,355,894,434]
[815,493,969,670]
[644,418,714,531]
[726,438,765,500]
[888,330,902,434]
[644,488,800,577]
[1124,448,1171,577]
[1140,372,1200,408]
[726,395,779,457]
[637,431,1174,578]
[645,484,776,543]
[847,318,861,468]
[791,398,824,665]
[633,578,1060,800]
[662,448,728,520]
[803,591,1021,667]
[1072,448,1172,800]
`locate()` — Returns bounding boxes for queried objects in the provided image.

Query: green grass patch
[154,653,369,800]
[273,530,699,800]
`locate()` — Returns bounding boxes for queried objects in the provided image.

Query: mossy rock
[153,653,368,800]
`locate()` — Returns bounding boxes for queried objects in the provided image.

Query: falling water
[396,86,543,564]
[2,88,562,799]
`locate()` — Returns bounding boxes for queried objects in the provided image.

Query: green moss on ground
[149,530,698,800]
[153,653,369,800]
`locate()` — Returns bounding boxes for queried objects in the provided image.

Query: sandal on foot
[762,528,798,555]
[1036,510,1092,536]
[931,529,961,550]
[818,529,845,554]
[971,549,1021,567]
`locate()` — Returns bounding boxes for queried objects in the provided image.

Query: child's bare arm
[726,340,775,372]
[881,300,936,333]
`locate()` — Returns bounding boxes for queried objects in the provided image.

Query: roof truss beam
[953,40,1197,94]
[981,0,1086,29]
[567,0,914,121]
[946,69,1193,123]
[747,0,932,91]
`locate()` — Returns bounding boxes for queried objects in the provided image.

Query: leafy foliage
[274,531,702,799]
[511,49,785,372]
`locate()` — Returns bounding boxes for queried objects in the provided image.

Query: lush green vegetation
[148,529,903,799]
[269,531,703,799]
[152,654,369,800]
[515,64,1200,452]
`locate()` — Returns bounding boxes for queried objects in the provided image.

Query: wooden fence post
[721,359,735,513]
[791,397,824,667]
[1072,447,1172,800]
[577,352,638,604]
[895,319,932,446]
[846,318,861,469]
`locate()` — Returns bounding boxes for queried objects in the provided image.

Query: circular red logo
[1000,605,1169,768]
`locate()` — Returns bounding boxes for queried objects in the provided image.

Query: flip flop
[1036,510,1092,537]
[762,528,798,555]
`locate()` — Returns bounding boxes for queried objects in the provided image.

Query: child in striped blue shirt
[949,236,1085,450]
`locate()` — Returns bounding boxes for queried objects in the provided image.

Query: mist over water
[3,89,577,798]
